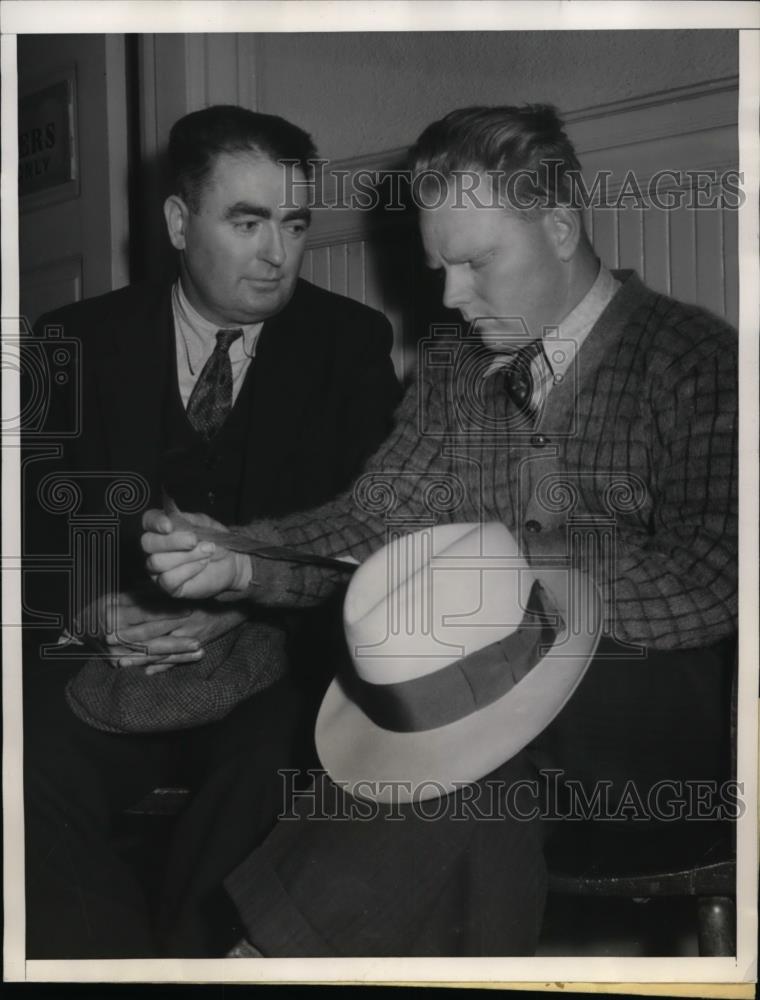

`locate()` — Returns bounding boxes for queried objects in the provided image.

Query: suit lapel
[95,283,174,498]
[255,296,315,446]
[241,283,320,511]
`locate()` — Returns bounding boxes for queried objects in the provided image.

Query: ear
[545,206,582,262]
[163,195,189,251]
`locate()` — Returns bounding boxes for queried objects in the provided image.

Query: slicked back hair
[409,104,584,213]
[168,105,317,212]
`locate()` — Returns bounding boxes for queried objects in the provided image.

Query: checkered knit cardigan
[244,271,737,650]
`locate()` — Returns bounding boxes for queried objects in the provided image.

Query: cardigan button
[525,519,542,534]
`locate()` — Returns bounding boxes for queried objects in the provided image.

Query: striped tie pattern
[504,339,545,419]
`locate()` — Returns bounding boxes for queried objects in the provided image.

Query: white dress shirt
[171,280,263,409]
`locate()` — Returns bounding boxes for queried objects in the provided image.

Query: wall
[254,30,738,159]
[133,28,739,371]
[134,29,739,284]
[18,34,129,321]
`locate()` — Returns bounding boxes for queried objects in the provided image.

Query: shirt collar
[485,262,619,380]
[172,279,262,367]
[544,263,620,375]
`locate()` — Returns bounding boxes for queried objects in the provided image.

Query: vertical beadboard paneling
[617,208,644,277]
[346,242,366,303]
[310,246,331,291]
[668,205,699,308]
[329,244,349,297]
[695,201,727,319]
[591,207,618,271]
[643,201,670,298]
[300,249,314,283]
[722,204,739,329]
[363,242,385,316]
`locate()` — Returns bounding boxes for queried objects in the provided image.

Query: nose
[441,267,470,312]
[258,222,286,267]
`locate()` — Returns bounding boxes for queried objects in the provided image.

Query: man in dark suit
[23,105,400,959]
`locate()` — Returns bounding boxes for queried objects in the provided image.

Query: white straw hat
[315,522,602,802]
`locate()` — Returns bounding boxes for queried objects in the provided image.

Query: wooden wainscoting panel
[643,202,672,299]
[346,241,367,304]
[617,208,645,281]
[590,207,620,272]
[722,205,739,329]
[668,204,699,310]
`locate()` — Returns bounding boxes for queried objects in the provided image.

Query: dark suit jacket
[23,277,401,622]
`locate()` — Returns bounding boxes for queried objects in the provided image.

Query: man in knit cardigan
[142,105,738,956]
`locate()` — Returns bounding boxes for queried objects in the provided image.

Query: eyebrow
[224,202,312,225]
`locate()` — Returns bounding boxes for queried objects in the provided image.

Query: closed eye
[470,251,495,270]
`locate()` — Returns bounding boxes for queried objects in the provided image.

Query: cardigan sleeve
[237,369,455,607]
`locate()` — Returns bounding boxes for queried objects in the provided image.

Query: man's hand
[78,589,204,668]
[78,590,250,672]
[138,604,248,675]
[141,508,252,601]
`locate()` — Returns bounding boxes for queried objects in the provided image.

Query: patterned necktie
[186,328,243,440]
[504,339,545,419]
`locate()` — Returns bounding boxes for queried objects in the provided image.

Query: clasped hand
[141,508,252,601]
[80,588,247,675]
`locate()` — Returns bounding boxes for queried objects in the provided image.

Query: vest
[160,354,257,526]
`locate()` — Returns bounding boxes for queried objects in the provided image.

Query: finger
[134,634,201,655]
[142,509,174,533]
[144,663,173,675]
[141,530,207,555]
[144,650,206,676]
[172,509,227,531]
[146,543,215,575]
[117,637,202,666]
[167,623,202,639]
[156,559,213,598]
[113,615,196,644]
[122,649,206,672]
